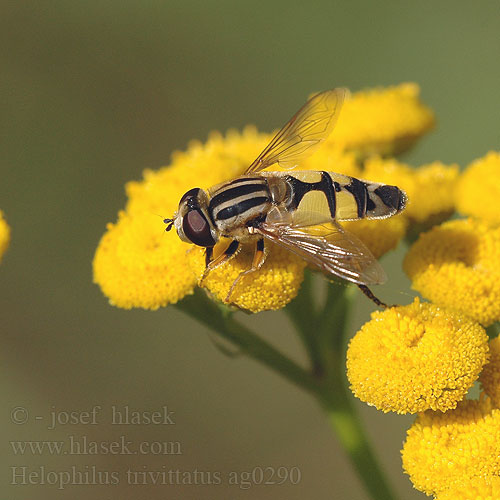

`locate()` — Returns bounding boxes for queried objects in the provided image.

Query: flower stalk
[175,288,320,396]
[176,277,397,500]
[291,280,398,500]
[321,387,396,500]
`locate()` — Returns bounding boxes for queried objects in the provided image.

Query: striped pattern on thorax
[208,176,271,228]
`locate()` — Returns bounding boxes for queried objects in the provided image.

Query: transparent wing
[265,205,334,228]
[257,221,387,285]
[245,88,347,174]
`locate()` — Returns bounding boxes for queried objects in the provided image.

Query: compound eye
[180,187,201,206]
[182,209,215,247]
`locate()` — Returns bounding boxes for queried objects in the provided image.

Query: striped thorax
[208,177,272,238]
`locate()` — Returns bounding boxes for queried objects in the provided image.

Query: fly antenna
[149,212,175,232]
[163,218,175,232]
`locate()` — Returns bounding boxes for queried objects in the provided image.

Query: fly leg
[357,284,389,308]
[225,238,266,303]
[199,240,240,288]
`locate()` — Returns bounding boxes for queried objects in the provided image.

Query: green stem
[177,284,397,500]
[175,288,320,396]
[486,322,500,340]
[290,281,398,500]
[316,284,356,356]
[285,270,323,375]
[318,376,397,500]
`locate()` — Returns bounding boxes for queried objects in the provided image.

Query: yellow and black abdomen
[281,171,407,223]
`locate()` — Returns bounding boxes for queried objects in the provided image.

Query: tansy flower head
[401,398,500,497]
[0,211,10,262]
[361,157,459,229]
[93,211,196,309]
[408,161,459,225]
[328,83,435,157]
[435,476,500,500]
[188,242,307,313]
[456,151,500,225]
[480,335,500,406]
[404,218,500,326]
[346,298,489,414]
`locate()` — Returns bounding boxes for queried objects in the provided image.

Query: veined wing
[257,221,387,285]
[245,88,347,174]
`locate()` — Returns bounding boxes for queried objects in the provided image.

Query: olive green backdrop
[1,1,499,499]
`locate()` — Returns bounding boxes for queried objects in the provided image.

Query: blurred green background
[1,1,500,498]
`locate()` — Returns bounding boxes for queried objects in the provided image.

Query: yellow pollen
[402,398,500,497]
[404,218,500,326]
[456,151,500,225]
[93,211,196,309]
[188,242,307,313]
[347,298,489,414]
[328,83,435,157]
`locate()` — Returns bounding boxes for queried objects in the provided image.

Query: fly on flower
[164,89,407,307]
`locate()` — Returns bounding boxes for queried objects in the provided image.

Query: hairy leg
[357,284,389,308]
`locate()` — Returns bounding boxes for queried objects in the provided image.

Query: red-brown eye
[182,209,215,247]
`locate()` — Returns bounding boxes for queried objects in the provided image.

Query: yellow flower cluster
[93,211,196,309]
[94,126,275,310]
[456,151,500,224]
[0,211,10,262]
[92,81,500,498]
[326,83,435,157]
[480,336,500,406]
[404,218,500,326]
[94,84,435,311]
[393,165,500,496]
[328,94,500,497]
[436,476,500,500]
[406,161,460,225]
[362,156,459,226]
[188,242,306,313]
[346,298,489,414]
[402,398,500,497]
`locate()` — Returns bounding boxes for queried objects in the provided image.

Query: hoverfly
[164,89,407,307]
